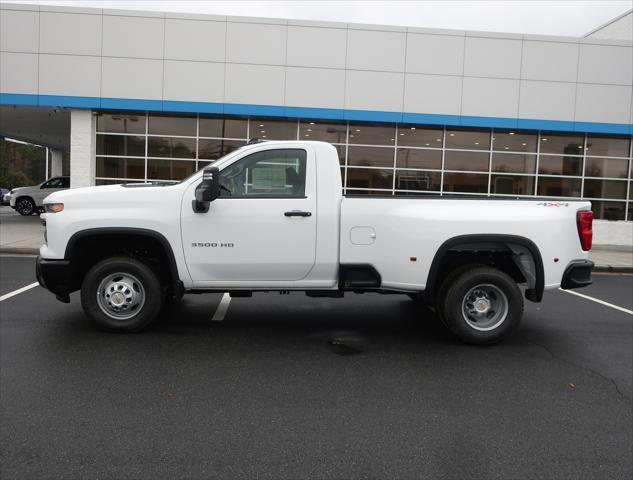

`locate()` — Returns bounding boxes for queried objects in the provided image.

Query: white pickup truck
[36,140,594,344]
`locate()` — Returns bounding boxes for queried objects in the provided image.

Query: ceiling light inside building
[449,133,455,136]
[410,127,416,130]
[509,132,515,135]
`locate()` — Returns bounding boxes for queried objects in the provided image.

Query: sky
[6,0,633,37]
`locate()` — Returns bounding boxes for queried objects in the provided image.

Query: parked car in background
[1,188,10,206]
[9,176,70,215]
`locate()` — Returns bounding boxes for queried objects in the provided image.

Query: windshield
[178,145,251,184]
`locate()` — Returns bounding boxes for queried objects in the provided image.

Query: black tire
[80,256,164,332]
[440,266,523,345]
[15,197,35,216]
[434,264,484,328]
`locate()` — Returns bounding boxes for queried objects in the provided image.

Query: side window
[219,149,307,198]
[61,177,70,188]
[41,178,63,189]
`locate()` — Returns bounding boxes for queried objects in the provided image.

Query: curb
[593,265,633,274]
[0,247,40,255]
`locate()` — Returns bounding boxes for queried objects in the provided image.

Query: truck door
[180,147,317,285]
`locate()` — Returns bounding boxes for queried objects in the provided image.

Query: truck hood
[44,183,182,208]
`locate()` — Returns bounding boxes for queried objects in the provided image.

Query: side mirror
[192,166,220,213]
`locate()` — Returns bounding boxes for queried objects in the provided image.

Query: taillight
[576,210,593,251]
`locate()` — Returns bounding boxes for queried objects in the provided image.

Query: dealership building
[1,3,632,220]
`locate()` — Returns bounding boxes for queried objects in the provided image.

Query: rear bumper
[36,256,73,302]
[560,260,594,290]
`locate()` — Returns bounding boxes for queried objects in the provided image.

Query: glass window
[395,170,441,191]
[491,153,536,174]
[61,177,70,188]
[299,121,347,143]
[96,113,145,134]
[96,135,145,157]
[219,149,307,197]
[345,189,392,195]
[538,155,582,176]
[147,159,196,181]
[583,179,627,200]
[41,177,65,189]
[96,157,145,179]
[537,177,581,197]
[347,146,394,168]
[396,148,442,170]
[584,157,629,178]
[443,173,488,193]
[585,136,630,157]
[346,168,393,190]
[628,203,632,221]
[198,139,245,160]
[445,129,490,150]
[539,133,584,155]
[147,137,196,159]
[444,151,489,172]
[249,119,297,140]
[397,126,443,148]
[199,117,247,139]
[492,130,537,152]
[334,145,346,165]
[491,175,535,195]
[148,115,196,137]
[348,124,396,145]
[96,179,133,186]
[591,201,626,221]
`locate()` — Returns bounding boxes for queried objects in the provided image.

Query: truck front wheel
[439,266,523,345]
[80,256,164,332]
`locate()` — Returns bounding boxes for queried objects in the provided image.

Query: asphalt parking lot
[1,255,631,479]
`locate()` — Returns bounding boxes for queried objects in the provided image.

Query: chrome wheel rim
[96,272,145,320]
[461,283,508,331]
[16,199,33,215]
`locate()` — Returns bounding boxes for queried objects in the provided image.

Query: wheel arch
[64,227,182,295]
[424,234,545,303]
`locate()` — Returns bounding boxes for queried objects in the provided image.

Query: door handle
[284,210,312,217]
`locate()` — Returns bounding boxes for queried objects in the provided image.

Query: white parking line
[559,288,633,315]
[0,282,39,302]
[211,293,231,321]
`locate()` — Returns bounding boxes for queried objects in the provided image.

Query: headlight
[44,203,64,213]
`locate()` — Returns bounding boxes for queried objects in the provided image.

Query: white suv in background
[9,176,70,216]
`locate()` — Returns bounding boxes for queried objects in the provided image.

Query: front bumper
[560,260,594,290]
[36,255,73,302]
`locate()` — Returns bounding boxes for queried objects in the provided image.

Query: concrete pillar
[70,109,96,188]
[50,149,63,178]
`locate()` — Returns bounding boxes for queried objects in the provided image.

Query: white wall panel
[346,29,406,72]
[578,44,633,86]
[164,19,226,62]
[0,9,38,53]
[225,63,285,105]
[345,70,404,111]
[163,60,224,102]
[101,57,163,99]
[39,54,101,97]
[521,41,578,83]
[404,73,462,115]
[285,67,345,109]
[575,83,632,124]
[40,12,102,56]
[461,77,519,118]
[405,34,464,76]
[464,37,522,79]
[102,15,164,59]
[519,80,576,121]
[226,22,286,65]
[286,26,346,69]
[0,52,37,94]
